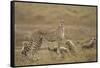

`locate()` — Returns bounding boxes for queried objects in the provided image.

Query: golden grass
[15,41,97,66]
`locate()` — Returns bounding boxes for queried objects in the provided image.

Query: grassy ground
[14,2,97,66]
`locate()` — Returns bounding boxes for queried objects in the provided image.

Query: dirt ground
[14,2,97,66]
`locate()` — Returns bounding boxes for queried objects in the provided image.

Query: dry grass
[14,2,97,66]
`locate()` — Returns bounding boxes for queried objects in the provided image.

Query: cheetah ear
[22,42,27,46]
